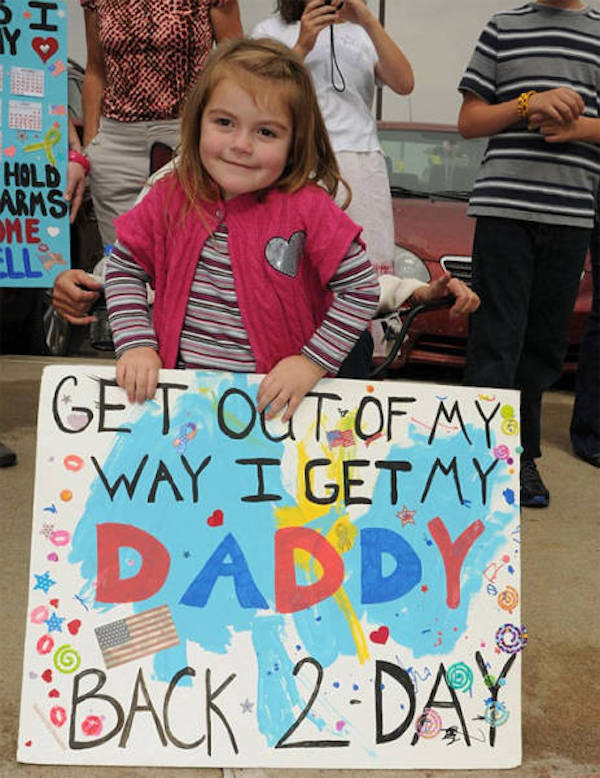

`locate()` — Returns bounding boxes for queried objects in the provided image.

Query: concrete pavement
[1,355,598,778]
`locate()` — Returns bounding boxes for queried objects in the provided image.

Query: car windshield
[377,127,487,199]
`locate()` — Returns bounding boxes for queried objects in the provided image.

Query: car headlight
[393,246,431,283]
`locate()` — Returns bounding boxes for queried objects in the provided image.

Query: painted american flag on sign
[94,605,179,669]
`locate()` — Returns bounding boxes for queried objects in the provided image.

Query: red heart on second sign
[369,626,390,645]
[32,36,58,63]
[49,598,59,608]
[207,509,224,527]
[48,689,60,698]
[67,619,81,636]
[41,669,52,683]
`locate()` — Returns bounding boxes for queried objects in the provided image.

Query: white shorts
[334,149,396,274]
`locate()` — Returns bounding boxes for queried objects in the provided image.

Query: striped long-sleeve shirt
[106,223,380,375]
[459,2,600,228]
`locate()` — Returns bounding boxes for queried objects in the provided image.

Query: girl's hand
[116,347,162,404]
[411,271,480,317]
[257,355,327,422]
[296,0,339,58]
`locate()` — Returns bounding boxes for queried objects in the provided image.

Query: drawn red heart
[4,146,16,158]
[369,626,389,645]
[25,740,32,747]
[41,669,52,683]
[32,36,58,63]
[49,598,59,608]
[48,689,59,698]
[207,509,224,527]
[67,619,81,635]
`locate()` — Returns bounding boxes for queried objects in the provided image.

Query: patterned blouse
[80,0,232,122]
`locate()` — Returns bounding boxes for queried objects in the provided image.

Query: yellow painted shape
[273,431,369,663]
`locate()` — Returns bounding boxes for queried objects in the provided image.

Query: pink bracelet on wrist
[68,149,90,175]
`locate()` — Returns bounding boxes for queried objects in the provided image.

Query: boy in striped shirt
[458,0,600,507]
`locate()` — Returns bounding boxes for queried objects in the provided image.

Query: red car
[373,122,592,370]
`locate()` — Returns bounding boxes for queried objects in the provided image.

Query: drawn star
[240,698,254,713]
[183,550,191,559]
[33,571,56,593]
[396,505,416,526]
[45,612,65,632]
[40,522,55,538]
[61,394,71,405]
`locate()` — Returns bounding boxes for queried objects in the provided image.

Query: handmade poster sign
[19,365,524,769]
[0,0,69,287]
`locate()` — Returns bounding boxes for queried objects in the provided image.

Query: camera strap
[329,25,346,93]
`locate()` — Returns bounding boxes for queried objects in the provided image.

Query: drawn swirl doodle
[497,585,519,613]
[415,708,442,738]
[446,662,473,692]
[501,418,519,436]
[493,444,510,460]
[495,623,528,654]
[53,644,81,674]
[484,700,510,727]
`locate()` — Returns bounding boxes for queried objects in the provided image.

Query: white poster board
[19,365,524,769]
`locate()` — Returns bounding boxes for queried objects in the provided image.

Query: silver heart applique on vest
[264,231,306,278]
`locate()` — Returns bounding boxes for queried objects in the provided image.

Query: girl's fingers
[266,392,289,420]
[282,395,301,423]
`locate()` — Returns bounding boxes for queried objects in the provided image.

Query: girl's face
[200,77,293,200]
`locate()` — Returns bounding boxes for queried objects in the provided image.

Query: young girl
[105,37,381,421]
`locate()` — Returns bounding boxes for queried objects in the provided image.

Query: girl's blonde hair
[175,37,350,209]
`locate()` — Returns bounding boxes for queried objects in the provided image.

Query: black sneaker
[0,442,17,468]
[520,458,549,508]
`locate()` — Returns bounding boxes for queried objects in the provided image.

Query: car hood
[391,197,475,262]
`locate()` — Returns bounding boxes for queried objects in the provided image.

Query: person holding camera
[252,0,414,275]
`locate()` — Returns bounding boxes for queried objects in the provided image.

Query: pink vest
[114,177,363,372]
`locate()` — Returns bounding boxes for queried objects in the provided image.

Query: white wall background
[67,0,518,125]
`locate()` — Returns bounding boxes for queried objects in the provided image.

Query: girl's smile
[200,77,293,200]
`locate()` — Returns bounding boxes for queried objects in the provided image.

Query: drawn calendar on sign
[11,67,45,98]
[8,99,42,131]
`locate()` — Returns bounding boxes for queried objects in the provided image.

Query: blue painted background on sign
[69,372,516,745]
[0,0,69,287]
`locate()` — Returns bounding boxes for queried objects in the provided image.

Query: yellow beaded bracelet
[517,90,536,119]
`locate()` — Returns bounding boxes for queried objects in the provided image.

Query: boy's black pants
[570,220,600,460]
[465,216,590,460]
